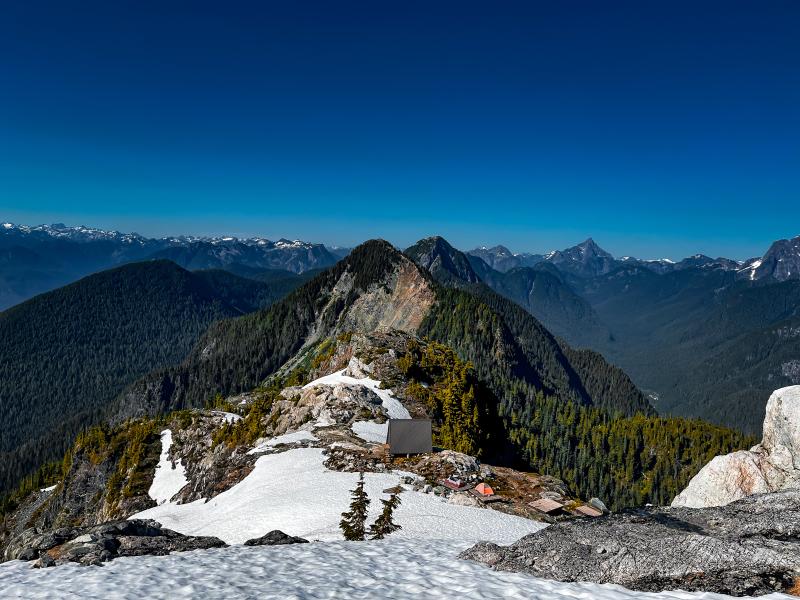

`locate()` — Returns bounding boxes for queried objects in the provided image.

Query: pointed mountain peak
[487,244,513,255]
[405,236,481,285]
[544,238,617,278]
[576,237,613,258]
[420,235,454,250]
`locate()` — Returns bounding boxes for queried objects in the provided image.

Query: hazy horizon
[2,212,794,262]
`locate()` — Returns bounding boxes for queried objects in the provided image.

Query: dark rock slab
[244,530,309,546]
[460,490,800,597]
[3,519,225,567]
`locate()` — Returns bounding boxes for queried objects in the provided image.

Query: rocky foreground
[2,519,224,567]
[461,489,800,597]
[2,519,314,568]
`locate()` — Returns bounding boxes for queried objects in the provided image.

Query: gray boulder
[673,385,800,508]
[460,490,800,596]
[243,530,309,546]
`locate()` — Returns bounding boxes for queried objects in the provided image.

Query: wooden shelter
[573,504,603,518]
[386,419,432,456]
[529,497,565,514]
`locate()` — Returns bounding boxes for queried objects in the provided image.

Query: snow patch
[304,369,411,419]
[148,430,188,505]
[213,411,241,424]
[248,430,319,454]
[351,420,388,443]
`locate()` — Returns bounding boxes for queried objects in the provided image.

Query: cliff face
[330,257,436,336]
[672,385,800,508]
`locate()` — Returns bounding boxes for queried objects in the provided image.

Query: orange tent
[474,483,494,496]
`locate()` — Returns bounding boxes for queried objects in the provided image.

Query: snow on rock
[133,447,540,545]
[212,411,242,424]
[673,385,800,508]
[303,366,411,419]
[148,430,188,505]
[351,420,388,443]
[248,430,319,454]
[1,538,786,600]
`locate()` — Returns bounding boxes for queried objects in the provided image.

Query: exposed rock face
[337,257,436,333]
[461,490,800,597]
[739,235,800,282]
[273,383,386,436]
[673,386,800,508]
[243,530,308,546]
[169,414,258,504]
[3,519,225,567]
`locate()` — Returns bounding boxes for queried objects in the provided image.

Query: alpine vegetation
[368,492,402,540]
[339,472,371,541]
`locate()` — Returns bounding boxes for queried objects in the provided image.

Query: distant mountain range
[462,234,800,433]
[469,234,800,283]
[467,245,544,272]
[3,220,799,435]
[0,222,347,309]
[407,237,610,348]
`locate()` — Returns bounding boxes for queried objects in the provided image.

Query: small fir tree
[340,472,370,541]
[368,492,402,540]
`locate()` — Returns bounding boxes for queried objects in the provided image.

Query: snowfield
[2,538,791,600]
[132,447,542,544]
[147,430,188,505]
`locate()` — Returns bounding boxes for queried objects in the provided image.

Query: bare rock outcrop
[673,385,800,508]
[4,519,225,567]
[461,490,800,596]
[273,379,387,435]
[243,530,308,546]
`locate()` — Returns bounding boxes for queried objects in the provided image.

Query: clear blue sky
[1,1,798,259]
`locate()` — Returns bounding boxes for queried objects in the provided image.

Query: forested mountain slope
[574,266,800,433]
[116,240,651,422]
[101,240,757,509]
[454,235,800,435]
[2,241,757,511]
[0,260,302,495]
[406,237,610,348]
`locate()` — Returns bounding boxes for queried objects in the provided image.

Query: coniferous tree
[340,472,370,541]
[369,492,402,540]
